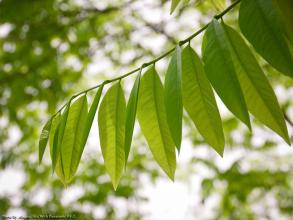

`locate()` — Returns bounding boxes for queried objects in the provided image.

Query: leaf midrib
[114,84,121,183]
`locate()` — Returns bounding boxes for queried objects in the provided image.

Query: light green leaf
[273,0,293,44]
[52,104,70,173]
[125,71,141,165]
[202,19,251,129]
[39,118,52,163]
[137,66,176,180]
[70,85,104,177]
[49,114,65,183]
[164,45,183,151]
[60,95,88,184]
[239,0,293,78]
[170,0,181,14]
[182,45,224,155]
[98,82,126,189]
[222,22,290,144]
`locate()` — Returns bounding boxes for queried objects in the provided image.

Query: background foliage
[0,0,292,219]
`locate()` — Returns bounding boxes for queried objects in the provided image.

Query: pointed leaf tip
[202,19,251,130]
[137,66,176,180]
[98,82,126,189]
[182,44,225,156]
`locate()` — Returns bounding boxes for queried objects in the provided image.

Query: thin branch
[51,0,241,118]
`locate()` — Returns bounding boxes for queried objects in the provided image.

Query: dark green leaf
[239,0,293,78]
[222,22,290,144]
[125,71,141,165]
[164,45,183,151]
[182,45,225,155]
[137,66,176,180]
[273,0,293,44]
[39,118,52,163]
[98,82,126,189]
[61,95,88,184]
[202,19,251,129]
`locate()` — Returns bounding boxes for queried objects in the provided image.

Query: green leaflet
[49,114,65,183]
[273,0,293,44]
[60,95,88,184]
[137,66,176,180]
[52,104,70,173]
[38,118,52,163]
[125,71,141,165]
[164,45,183,151]
[239,0,293,78]
[98,82,126,190]
[222,23,290,144]
[170,0,181,14]
[182,45,225,156]
[202,19,251,129]
[70,85,104,177]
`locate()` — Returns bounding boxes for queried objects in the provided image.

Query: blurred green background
[0,0,292,219]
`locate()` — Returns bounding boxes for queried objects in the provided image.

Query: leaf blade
[61,95,88,184]
[125,71,141,165]
[164,45,183,150]
[52,104,70,173]
[39,118,52,163]
[49,114,65,184]
[182,45,225,155]
[70,85,104,177]
[273,0,293,44]
[222,22,290,144]
[239,0,293,78]
[202,19,251,129]
[98,82,126,189]
[137,66,176,180]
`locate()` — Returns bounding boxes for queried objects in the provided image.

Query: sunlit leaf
[222,23,290,144]
[164,45,183,151]
[125,71,141,165]
[52,104,70,173]
[98,82,126,189]
[70,85,104,176]
[39,118,52,163]
[239,0,293,78]
[61,95,88,184]
[137,66,176,180]
[49,113,65,183]
[182,44,224,155]
[202,19,251,129]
